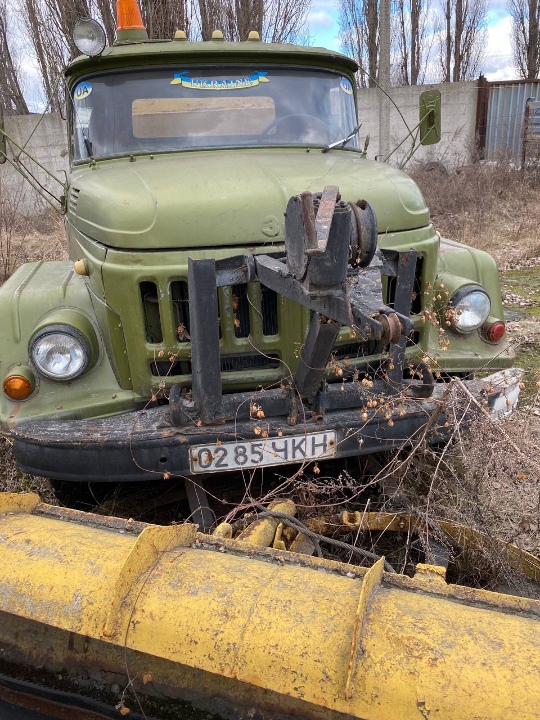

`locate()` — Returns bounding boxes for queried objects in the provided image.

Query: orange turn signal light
[3,375,34,401]
[117,0,145,30]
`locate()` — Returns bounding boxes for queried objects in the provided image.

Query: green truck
[0,13,520,507]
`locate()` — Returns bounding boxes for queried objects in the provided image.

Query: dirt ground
[1,160,540,595]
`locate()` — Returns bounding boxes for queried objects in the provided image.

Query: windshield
[71,66,358,160]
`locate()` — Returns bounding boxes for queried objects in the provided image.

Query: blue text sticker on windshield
[340,78,353,95]
[74,82,93,101]
[171,71,269,90]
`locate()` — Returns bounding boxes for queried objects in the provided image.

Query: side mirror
[419,90,441,146]
[0,106,6,164]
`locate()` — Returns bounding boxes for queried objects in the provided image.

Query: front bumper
[12,369,522,483]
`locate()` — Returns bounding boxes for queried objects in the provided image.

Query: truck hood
[68,150,430,250]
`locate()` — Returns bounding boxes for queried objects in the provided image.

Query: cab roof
[65,38,359,84]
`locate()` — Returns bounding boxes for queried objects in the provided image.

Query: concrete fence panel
[357,80,479,168]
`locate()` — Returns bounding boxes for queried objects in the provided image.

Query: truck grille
[232,284,278,338]
[68,187,80,213]
[140,279,283,381]
[151,353,281,376]
[138,252,420,387]
[140,281,279,346]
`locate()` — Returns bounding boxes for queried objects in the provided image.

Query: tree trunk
[445,0,452,81]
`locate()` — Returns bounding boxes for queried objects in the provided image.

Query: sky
[306,0,519,81]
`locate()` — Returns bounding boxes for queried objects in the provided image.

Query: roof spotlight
[73,18,106,56]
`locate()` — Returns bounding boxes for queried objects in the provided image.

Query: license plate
[190,431,336,473]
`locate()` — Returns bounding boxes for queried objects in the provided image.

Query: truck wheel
[49,479,116,511]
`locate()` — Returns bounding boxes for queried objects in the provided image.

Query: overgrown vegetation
[405,160,540,592]
[1,160,540,596]
[409,159,540,267]
[0,188,65,284]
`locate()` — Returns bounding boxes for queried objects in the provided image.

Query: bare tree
[198,0,228,39]
[338,0,379,87]
[23,0,70,112]
[197,0,308,42]
[236,0,264,39]
[15,0,190,112]
[438,0,487,81]
[93,0,115,43]
[9,0,310,114]
[339,0,431,87]
[395,0,431,84]
[0,0,29,114]
[263,0,309,42]
[141,0,194,40]
[508,0,540,79]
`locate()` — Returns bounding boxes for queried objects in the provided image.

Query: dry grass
[380,410,540,593]
[0,436,56,502]
[0,198,66,285]
[409,160,540,269]
[404,160,540,592]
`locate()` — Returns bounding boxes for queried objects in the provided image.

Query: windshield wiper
[322,123,362,153]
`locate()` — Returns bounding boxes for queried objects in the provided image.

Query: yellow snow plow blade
[0,493,539,720]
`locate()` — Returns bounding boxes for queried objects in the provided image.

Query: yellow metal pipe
[235,498,296,546]
[212,521,233,538]
[0,493,539,720]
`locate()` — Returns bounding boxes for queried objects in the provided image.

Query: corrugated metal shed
[485,81,540,164]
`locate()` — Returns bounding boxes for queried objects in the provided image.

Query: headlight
[447,286,491,333]
[30,325,91,381]
[72,18,106,56]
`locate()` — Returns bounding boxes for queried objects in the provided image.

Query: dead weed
[382,410,540,594]
[0,202,66,284]
[409,160,540,269]
[0,436,55,502]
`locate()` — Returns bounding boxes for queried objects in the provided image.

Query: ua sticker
[340,78,353,95]
[171,71,269,90]
[74,82,93,101]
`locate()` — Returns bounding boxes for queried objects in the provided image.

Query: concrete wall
[1,113,68,216]
[1,82,479,215]
[357,80,478,167]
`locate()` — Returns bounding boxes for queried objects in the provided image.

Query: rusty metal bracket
[295,314,341,402]
[187,258,225,424]
[168,189,417,427]
[310,185,340,255]
[285,186,350,291]
[184,478,214,532]
[382,248,419,389]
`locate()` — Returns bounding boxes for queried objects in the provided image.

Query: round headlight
[448,286,491,333]
[30,326,91,381]
[73,18,106,56]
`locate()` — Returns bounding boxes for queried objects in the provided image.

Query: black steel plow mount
[169,186,421,428]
